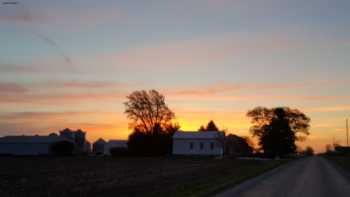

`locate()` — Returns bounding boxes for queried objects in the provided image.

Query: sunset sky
[1,0,350,152]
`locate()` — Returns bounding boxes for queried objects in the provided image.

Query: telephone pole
[347,119,349,147]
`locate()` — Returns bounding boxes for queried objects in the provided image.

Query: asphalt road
[216,156,350,197]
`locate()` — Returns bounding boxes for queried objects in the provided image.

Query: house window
[200,142,204,150]
[190,142,194,150]
[210,142,214,150]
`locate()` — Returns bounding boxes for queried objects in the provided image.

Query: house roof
[0,135,69,144]
[107,140,127,147]
[94,138,107,144]
[173,131,224,139]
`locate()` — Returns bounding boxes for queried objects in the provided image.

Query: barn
[172,131,225,156]
[0,135,69,156]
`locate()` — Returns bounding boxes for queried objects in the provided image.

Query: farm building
[104,140,128,155]
[0,134,71,156]
[92,139,128,155]
[0,129,90,156]
[92,138,106,155]
[59,128,88,153]
[172,131,225,156]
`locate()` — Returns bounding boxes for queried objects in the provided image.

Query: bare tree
[124,90,175,133]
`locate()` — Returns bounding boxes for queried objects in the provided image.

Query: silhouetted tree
[225,134,254,157]
[303,146,314,156]
[334,145,350,155]
[198,120,220,131]
[325,144,333,154]
[125,90,175,133]
[128,123,180,156]
[51,141,74,156]
[198,125,206,131]
[125,90,179,156]
[247,107,310,157]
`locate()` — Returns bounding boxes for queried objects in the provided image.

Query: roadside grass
[158,159,287,197]
[324,155,350,172]
[0,157,287,197]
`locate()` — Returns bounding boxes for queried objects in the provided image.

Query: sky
[1,0,350,152]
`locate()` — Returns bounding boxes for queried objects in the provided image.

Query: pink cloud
[306,105,350,113]
[165,82,306,96]
[94,33,300,71]
[0,80,130,92]
[0,111,119,122]
[41,80,130,90]
[0,82,27,93]
[1,80,350,106]
[0,80,130,106]
[0,92,126,105]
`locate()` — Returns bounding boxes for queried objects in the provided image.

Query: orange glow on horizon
[0,105,345,154]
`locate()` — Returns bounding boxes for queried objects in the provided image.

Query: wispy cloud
[57,81,129,89]
[0,64,42,73]
[0,111,129,140]
[0,62,77,74]
[1,80,350,105]
[166,82,306,96]
[306,105,350,113]
[0,80,129,105]
[0,92,126,105]
[0,82,27,93]
[93,33,300,71]
[0,1,124,30]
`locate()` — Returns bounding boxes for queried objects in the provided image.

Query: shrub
[51,141,74,156]
[109,147,130,157]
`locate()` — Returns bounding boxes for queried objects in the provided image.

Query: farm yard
[0,157,285,197]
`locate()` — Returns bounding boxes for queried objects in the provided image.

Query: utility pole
[347,119,349,147]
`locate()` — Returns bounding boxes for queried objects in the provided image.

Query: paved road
[216,157,350,197]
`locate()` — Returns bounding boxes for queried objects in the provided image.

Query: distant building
[59,128,87,153]
[84,141,92,154]
[334,145,350,155]
[172,131,225,156]
[92,139,127,155]
[0,135,71,156]
[0,128,89,156]
[104,140,128,155]
[92,138,106,155]
[224,134,253,157]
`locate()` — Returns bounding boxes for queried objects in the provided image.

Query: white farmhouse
[172,131,225,156]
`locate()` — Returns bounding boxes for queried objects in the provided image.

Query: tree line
[125,90,311,157]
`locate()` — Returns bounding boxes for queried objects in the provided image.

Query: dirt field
[0,157,284,197]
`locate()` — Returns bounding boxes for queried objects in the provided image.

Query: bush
[51,141,74,156]
[109,147,130,157]
[128,129,173,156]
